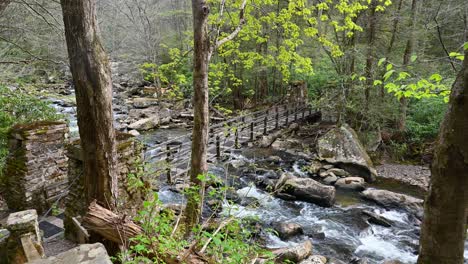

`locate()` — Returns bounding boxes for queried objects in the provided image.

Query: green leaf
[411,55,418,62]
[378,58,387,67]
[464,42,468,51]
[429,73,442,82]
[386,63,393,71]
[373,80,383,86]
[383,70,395,81]
[359,76,367,81]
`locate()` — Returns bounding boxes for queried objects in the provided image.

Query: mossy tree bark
[185,0,211,234]
[417,49,468,264]
[61,0,118,209]
[0,0,10,14]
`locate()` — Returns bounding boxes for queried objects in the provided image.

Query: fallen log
[82,201,143,244]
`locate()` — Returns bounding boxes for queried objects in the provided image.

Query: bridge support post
[285,106,289,127]
[166,145,172,184]
[216,135,221,159]
[250,122,254,141]
[294,105,298,121]
[264,110,268,135]
[275,106,279,129]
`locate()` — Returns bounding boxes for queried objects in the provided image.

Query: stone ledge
[27,243,112,264]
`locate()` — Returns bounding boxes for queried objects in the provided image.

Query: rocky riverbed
[156,123,467,264]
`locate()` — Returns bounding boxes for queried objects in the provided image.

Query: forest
[0,0,467,263]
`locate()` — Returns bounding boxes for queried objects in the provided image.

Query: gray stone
[323,175,338,185]
[28,243,111,264]
[132,97,159,108]
[361,189,424,219]
[7,210,40,243]
[362,210,393,227]
[299,255,327,264]
[335,177,366,191]
[271,222,303,240]
[128,115,160,131]
[317,124,377,182]
[127,129,140,136]
[305,160,323,175]
[275,173,335,207]
[327,168,349,177]
[272,240,313,263]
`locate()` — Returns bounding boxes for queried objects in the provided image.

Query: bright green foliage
[140,47,191,99]
[373,58,451,102]
[0,85,61,174]
[118,173,273,264]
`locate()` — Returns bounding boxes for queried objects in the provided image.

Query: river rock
[362,210,392,227]
[128,115,159,131]
[305,160,323,175]
[272,240,313,263]
[271,222,303,240]
[323,175,338,185]
[127,130,140,136]
[383,260,403,264]
[317,124,377,182]
[132,97,159,108]
[327,168,348,177]
[299,255,327,264]
[275,173,335,207]
[327,258,346,264]
[361,189,424,219]
[29,243,111,264]
[335,177,366,191]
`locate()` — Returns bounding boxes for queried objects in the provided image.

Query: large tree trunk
[0,0,10,14]
[417,50,468,264]
[398,0,418,133]
[185,0,211,232]
[61,0,118,209]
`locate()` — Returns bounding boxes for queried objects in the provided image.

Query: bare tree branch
[213,0,247,51]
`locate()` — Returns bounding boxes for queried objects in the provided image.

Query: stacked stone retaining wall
[2,121,69,213]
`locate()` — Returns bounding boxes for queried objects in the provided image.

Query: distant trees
[60,0,118,209]
[417,49,468,264]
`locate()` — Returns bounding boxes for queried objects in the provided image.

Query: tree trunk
[398,0,418,133]
[0,0,11,14]
[61,0,118,209]
[82,201,143,244]
[364,1,377,110]
[417,49,468,264]
[185,0,211,232]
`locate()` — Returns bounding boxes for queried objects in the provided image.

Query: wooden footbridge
[144,102,319,183]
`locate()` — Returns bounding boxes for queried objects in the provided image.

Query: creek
[50,99,468,264]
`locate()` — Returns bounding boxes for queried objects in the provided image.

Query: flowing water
[50,100,467,264]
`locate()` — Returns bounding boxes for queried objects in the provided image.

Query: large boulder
[271,240,313,263]
[275,173,335,207]
[128,115,159,131]
[271,222,303,240]
[317,124,377,182]
[28,243,111,264]
[361,189,424,219]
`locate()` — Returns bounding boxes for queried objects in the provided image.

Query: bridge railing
[144,102,316,183]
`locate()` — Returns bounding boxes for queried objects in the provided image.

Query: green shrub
[118,174,273,264]
[0,85,61,174]
[406,97,447,143]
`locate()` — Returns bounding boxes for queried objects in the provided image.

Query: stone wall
[64,133,147,242]
[2,121,69,213]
